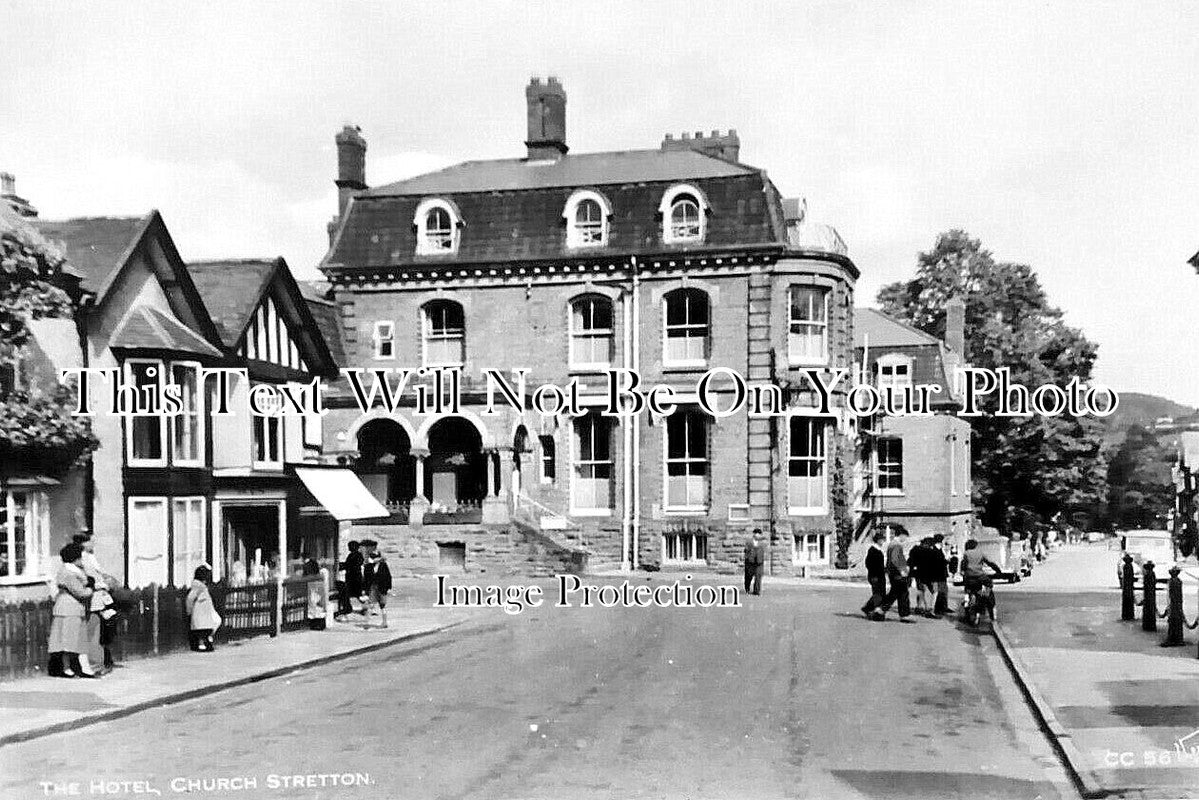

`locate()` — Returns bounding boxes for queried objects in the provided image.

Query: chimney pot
[525,76,568,160]
[0,172,14,196]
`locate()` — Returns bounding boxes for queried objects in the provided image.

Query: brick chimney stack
[661,129,740,162]
[0,172,38,218]
[525,77,568,161]
[335,125,367,216]
[945,297,966,355]
[328,126,367,245]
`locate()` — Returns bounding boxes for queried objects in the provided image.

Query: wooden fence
[0,575,327,682]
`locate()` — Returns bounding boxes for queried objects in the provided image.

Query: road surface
[1,577,1073,800]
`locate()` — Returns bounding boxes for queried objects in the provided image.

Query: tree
[878,230,1107,531]
[0,205,97,476]
[1105,425,1174,530]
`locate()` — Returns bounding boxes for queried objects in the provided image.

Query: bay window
[171,497,206,587]
[170,363,201,466]
[0,489,48,582]
[788,286,829,364]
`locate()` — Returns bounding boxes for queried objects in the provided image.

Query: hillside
[1103,391,1197,447]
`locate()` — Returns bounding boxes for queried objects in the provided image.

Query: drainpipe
[630,255,641,571]
[620,278,632,571]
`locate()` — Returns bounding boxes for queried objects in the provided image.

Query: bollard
[1141,561,1157,632]
[1160,566,1186,647]
[1121,554,1136,620]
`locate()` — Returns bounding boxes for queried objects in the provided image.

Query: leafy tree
[878,230,1107,531]
[1105,425,1174,529]
[0,205,97,475]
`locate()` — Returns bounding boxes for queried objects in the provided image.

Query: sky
[3,1,1198,405]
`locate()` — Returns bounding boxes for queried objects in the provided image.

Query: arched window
[659,184,707,244]
[414,199,461,255]
[563,190,611,248]
[663,288,709,366]
[422,300,465,367]
[569,294,614,368]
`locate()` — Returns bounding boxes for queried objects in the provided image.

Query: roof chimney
[329,126,367,244]
[660,129,740,162]
[0,172,38,218]
[945,297,966,355]
[525,76,568,161]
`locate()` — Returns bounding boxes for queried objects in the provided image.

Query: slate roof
[186,259,278,348]
[324,149,786,270]
[367,149,756,195]
[109,305,222,358]
[304,295,345,366]
[188,258,339,375]
[854,308,940,348]
[33,215,150,296]
[854,308,960,408]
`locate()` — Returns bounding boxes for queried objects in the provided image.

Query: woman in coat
[48,543,96,678]
[185,565,221,652]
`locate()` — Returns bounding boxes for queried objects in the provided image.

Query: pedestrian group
[861,530,952,622]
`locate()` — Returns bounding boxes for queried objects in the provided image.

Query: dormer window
[563,190,610,248]
[659,184,707,244]
[414,199,461,255]
[877,355,914,410]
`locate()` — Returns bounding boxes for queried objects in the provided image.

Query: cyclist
[960,539,1003,620]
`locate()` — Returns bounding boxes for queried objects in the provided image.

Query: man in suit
[743,529,766,596]
[336,540,364,618]
[861,531,888,619]
[878,528,915,622]
[928,534,951,616]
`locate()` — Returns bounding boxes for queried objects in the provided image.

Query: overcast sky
[3,2,1198,404]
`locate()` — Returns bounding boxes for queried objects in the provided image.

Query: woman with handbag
[48,543,97,678]
[186,565,221,652]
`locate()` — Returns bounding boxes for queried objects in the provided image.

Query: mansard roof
[367,149,756,195]
[323,149,787,271]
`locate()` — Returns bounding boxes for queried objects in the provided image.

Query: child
[364,547,392,628]
[186,565,221,652]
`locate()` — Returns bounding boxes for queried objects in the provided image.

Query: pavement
[0,603,471,748]
[997,544,1199,799]
[0,573,1073,800]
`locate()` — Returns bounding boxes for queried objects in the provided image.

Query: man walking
[878,528,914,622]
[336,540,364,618]
[743,529,766,596]
[929,534,950,616]
[911,537,935,616]
[861,531,888,619]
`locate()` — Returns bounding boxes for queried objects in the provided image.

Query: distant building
[853,302,975,550]
[320,77,860,575]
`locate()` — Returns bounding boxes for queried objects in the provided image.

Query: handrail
[513,493,577,528]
